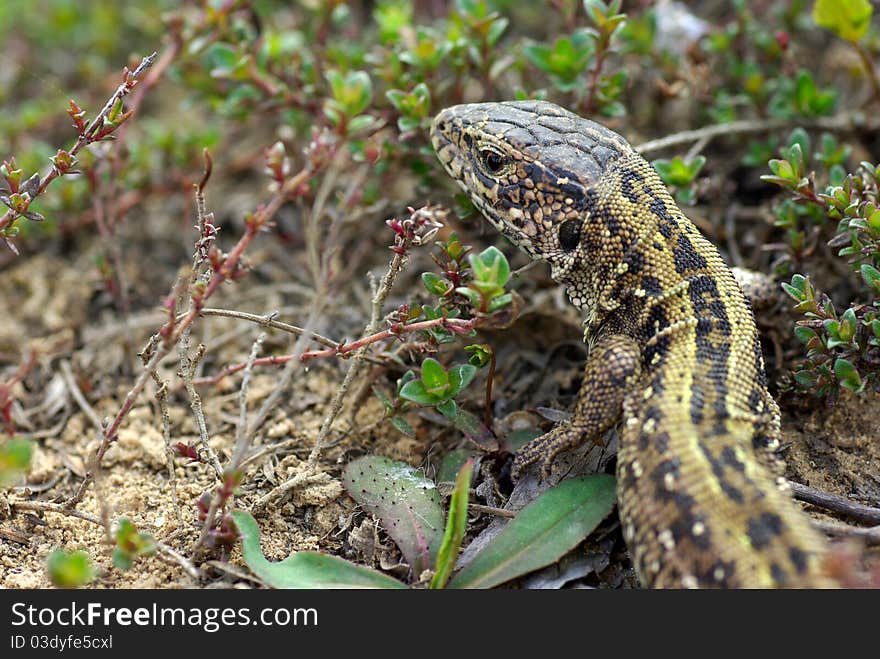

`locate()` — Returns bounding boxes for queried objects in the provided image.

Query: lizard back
[431,100,834,587]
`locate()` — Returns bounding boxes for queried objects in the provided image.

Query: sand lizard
[430,100,835,588]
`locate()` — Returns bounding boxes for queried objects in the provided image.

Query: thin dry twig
[66,160,316,510]
[155,538,202,581]
[9,498,103,526]
[149,373,179,518]
[232,332,266,466]
[469,503,516,518]
[180,339,223,476]
[635,112,880,156]
[815,520,880,546]
[789,480,880,526]
[58,360,103,433]
[189,308,396,385]
[251,231,414,511]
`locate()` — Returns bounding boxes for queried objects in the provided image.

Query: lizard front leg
[513,333,642,479]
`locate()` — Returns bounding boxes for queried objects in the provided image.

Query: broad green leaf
[833,358,863,391]
[420,357,450,396]
[436,398,458,419]
[399,380,437,405]
[233,511,406,589]
[430,459,473,588]
[449,474,616,589]
[813,0,872,42]
[341,456,445,573]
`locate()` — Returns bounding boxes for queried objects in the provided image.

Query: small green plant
[524,0,627,115]
[398,357,476,420]
[781,274,879,394]
[372,241,514,444]
[763,128,880,396]
[0,438,31,487]
[653,154,707,205]
[112,519,156,571]
[47,549,96,588]
[454,245,513,313]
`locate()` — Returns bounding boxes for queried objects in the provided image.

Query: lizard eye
[481,149,506,174]
[558,217,582,251]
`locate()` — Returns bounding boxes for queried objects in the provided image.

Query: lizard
[430,100,836,588]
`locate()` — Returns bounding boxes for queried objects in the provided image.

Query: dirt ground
[1,213,878,589]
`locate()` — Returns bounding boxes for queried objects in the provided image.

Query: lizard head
[430,100,632,263]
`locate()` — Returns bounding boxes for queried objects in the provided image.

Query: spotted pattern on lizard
[430,100,835,588]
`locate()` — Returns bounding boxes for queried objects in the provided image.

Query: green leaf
[768,158,796,183]
[464,343,493,368]
[422,272,449,296]
[813,0,872,42]
[373,0,413,44]
[795,370,818,388]
[430,459,473,589]
[341,456,445,573]
[794,326,819,346]
[0,438,32,487]
[325,69,373,120]
[204,43,243,76]
[861,264,880,293]
[449,474,617,588]
[449,407,498,449]
[233,511,406,588]
[470,245,510,286]
[447,363,477,396]
[436,398,458,419]
[653,155,705,187]
[488,292,513,311]
[390,415,415,437]
[399,379,436,405]
[839,307,858,341]
[782,274,808,301]
[436,449,476,483]
[47,549,95,588]
[524,32,594,92]
[455,286,483,308]
[112,548,133,571]
[787,127,811,163]
[833,358,863,391]
[420,357,450,397]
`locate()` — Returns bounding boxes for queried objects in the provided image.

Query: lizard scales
[430,100,834,588]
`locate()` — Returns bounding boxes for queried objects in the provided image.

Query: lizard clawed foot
[511,424,582,481]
